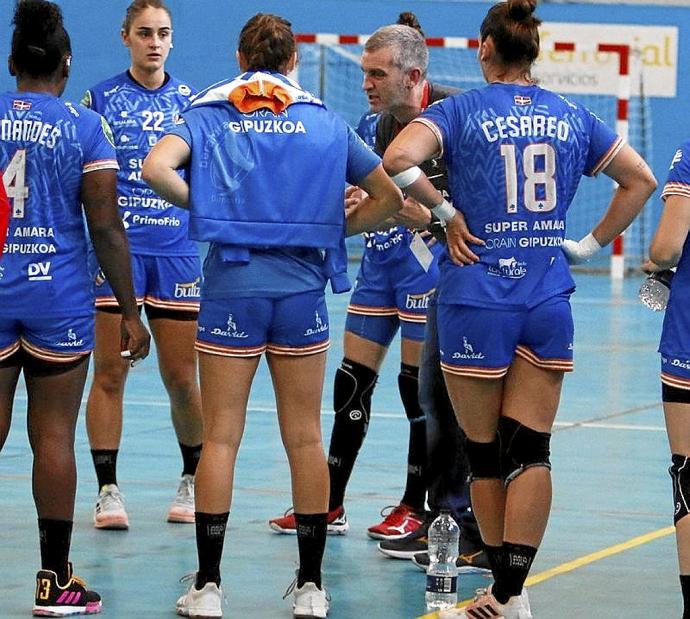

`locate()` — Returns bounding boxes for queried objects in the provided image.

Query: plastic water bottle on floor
[639,268,675,311]
[425,510,459,611]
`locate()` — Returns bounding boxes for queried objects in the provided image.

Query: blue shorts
[660,354,690,391]
[94,254,201,313]
[195,291,330,357]
[438,294,574,379]
[345,240,441,346]
[0,315,94,363]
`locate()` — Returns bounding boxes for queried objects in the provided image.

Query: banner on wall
[534,22,677,97]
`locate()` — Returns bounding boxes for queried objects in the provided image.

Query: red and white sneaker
[366,504,423,540]
[268,506,349,535]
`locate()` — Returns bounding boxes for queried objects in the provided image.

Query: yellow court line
[416,525,675,619]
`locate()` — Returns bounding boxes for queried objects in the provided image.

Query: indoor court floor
[0,270,681,618]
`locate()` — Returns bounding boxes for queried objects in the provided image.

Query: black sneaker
[33,563,102,616]
[411,548,492,574]
[377,517,429,559]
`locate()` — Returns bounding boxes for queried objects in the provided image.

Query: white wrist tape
[562,232,602,264]
[431,199,456,223]
[390,166,422,189]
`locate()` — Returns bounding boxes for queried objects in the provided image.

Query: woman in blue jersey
[142,13,402,618]
[0,1,149,615]
[82,0,203,530]
[383,0,656,616]
[645,144,690,619]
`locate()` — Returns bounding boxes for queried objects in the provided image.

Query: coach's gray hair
[364,24,428,77]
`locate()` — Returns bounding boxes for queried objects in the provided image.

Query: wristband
[431,199,456,223]
[390,166,422,189]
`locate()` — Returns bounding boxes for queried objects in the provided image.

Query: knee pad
[398,364,424,422]
[465,437,502,481]
[662,382,690,404]
[670,454,690,525]
[333,358,378,430]
[499,416,551,484]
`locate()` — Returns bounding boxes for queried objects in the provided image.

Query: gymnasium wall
[1,0,688,224]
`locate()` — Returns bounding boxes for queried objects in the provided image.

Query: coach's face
[361,47,409,114]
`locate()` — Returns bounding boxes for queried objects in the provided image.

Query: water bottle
[639,269,675,311]
[425,510,459,611]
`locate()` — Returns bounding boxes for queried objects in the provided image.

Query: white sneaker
[451,586,532,619]
[168,474,195,523]
[176,581,222,618]
[292,582,329,618]
[93,484,129,530]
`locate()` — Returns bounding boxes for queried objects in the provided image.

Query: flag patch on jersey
[514,95,531,106]
[12,100,32,111]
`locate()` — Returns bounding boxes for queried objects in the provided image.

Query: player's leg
[661,381,690,618]
[147,308,202,523]
[266,291,330,616]
[0,324,21,449]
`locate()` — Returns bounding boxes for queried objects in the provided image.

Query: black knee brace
[465,437,502,482]
[499,416,551,484]
[670,454,690,525]
[398,364,423,422]
[331,358,378,442]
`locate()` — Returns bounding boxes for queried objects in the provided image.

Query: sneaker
[447,586,532,619]
[284,578,329,618]
[269,506,348,535]
[168,474,195,524]
[377,515,429,559]
[33,564,102,616]
[93,484,129,530]
[176,580,223,618]
[367,504,423,540]
[412,548,492,574]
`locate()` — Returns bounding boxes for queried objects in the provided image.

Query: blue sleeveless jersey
[83,72,197,256]
[659,140,690,357]
[419,83,622,309]
[0,91,118,318]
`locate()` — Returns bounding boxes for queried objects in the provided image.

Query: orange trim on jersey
[195,340,266,358]
[662,182,690,201]
[95,296,145,308]
[20,338,90,363]
[397,310,427,323]
[661,372,690,391]
[266,340,330,356]
[347,304,398,317]
[515,346,574,372]
[440,362,509,379]
[83,159,119,173]
[144,296,200,312]
[0,341,21,361]
[590,137,624,176]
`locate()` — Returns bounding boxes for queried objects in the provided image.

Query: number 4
[3,149,29,219]
[500,143,557,214]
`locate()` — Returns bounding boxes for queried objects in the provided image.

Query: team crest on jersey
[12,100,32,111]
[178,84,192,96]
[514,95,531,106]
[100,117,115,147]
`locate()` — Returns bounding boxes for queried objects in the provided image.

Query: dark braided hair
[238,13,295,73]
[480,0,541,67]
[11,0,71,78]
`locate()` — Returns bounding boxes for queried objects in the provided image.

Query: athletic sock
[91,449,118,490]
[179,442,202,476]
[399,363,426,511]
[295,513,327,589]
[681,574,690,619]
[194,512,229,588]
[484,543,504,583]
[492,541,537,604]
[38,518,72,583]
